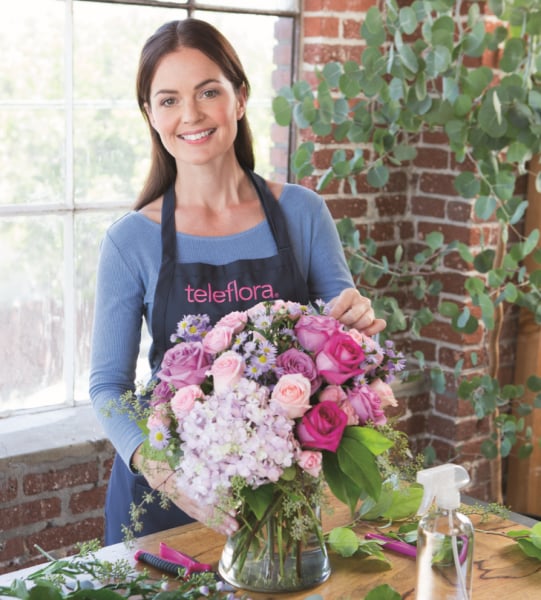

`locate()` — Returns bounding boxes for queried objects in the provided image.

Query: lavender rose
[347,383,386,425]
[294,314,342,353]
[275,347,322,394]
[315,331,366,385]
[158,341,210,388]
[296,400,348,452]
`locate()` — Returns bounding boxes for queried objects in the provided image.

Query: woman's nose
[181,99,202,123]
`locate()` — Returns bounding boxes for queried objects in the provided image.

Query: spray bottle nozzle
[416,464,470,515]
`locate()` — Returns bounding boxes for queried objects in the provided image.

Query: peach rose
[318,384,348,404]
[271,373,312,419]
[215,311,248,333]
[202,325,234,355]
[210,351,245,394]
[298,450,323,477]
[369,378,398,408]
[170,385,202,420]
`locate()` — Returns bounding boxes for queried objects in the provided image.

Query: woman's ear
[236,84,248,120]
[144,102,156,129]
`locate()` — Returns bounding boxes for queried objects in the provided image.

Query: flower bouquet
[137,300,405,593]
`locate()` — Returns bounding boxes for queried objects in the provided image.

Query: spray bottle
[415,464,474,600]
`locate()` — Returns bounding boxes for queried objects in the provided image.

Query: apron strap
[149,185,176,372]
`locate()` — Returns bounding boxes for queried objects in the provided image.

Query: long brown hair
[134,19,255,209]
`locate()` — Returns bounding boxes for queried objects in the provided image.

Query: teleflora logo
[184,280,280,304]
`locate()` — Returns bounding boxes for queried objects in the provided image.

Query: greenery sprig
[0,541,239,600]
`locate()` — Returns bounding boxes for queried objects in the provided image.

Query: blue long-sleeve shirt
[89,182,354,467]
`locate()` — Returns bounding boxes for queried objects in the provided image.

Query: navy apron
[104,171,310,544]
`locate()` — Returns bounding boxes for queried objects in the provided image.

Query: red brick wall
[298,0,521,501]
[0,441,113,575]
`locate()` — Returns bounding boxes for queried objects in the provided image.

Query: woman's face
[145,47,246,167]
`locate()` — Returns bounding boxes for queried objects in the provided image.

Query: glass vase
[218,501,331,593]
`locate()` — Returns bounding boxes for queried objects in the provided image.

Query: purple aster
[149,424,171,450]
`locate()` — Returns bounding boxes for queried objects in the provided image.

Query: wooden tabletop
[2,502,541,599]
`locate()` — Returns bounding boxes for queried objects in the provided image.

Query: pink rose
[296,401,348,452]
[271,373,312,419]
[170,385,202,419]
[215,311,248,334]
[315,331,366,385]
[318,384,347,404]
[147,411,171,431]
[340,399,360,425]
[348,330,384,368]
[202,325,234,354]
[276,348,322,394]
[298,450,323,477]
[158,342,210,388]
[210,351,245,394]
[369,378,398,408]
[294,314,342,353]
[347,384,386,425]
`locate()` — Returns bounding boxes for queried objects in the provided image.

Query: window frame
[0,0,300,416]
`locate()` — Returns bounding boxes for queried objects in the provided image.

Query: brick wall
[297,0,522,501]
[0,440,114,575]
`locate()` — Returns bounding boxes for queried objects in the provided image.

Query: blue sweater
[89,182,354,467]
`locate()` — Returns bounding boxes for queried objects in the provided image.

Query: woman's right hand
[131,445,239,536]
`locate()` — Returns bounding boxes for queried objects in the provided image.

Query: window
[0,0,298,414]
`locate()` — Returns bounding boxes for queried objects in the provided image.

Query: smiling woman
[0,1,298,416]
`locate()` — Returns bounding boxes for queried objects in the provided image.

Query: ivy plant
[273,0,541,498]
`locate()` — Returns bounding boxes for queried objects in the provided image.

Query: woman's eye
[201,89,219,99]
[160,97,176,107]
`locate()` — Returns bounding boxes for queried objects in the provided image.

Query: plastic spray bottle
[415,464,474,600]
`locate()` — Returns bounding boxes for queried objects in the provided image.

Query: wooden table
[1,502,541,599]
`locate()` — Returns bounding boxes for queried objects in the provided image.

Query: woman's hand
[132,445,239,536]
[329,288,386,335]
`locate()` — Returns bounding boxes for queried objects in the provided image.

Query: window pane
[0,217,65,412]
[0,1,65,206]
[74,210,128,402]
[1,110,65,205]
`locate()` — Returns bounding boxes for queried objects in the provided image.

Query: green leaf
[439,301,459,318]
[28,586,63,600]
[242,483,275,520]
[323,451,362,514]
[478,90,507,137]
[322,61,342,88]
[474,195,497,220]
[399,6,418,35]
[343,426,394,455]
[338,437,383,501]
[272,95,291,126]
[362,7,386,47]
[455,171,480,199]
[367,164,389,188]
[473,249,495,273]
[500,37,525,73]
[365,584,402,600]
[328,527,360,557]
[430,367,446,393]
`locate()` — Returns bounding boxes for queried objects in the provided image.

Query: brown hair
[134,19,255,209]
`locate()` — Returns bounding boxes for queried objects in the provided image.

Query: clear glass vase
[218,502,331,593]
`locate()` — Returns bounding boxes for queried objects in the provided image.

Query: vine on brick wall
[274,0,541,501]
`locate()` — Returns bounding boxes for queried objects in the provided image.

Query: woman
[89,18,385,545]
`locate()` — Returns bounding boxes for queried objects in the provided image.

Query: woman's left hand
[329,288,386,335]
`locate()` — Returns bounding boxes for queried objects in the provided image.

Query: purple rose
[315,331,366,385]
[151,380,175,406]
[275,348,322,394]
[294,314,342,353]
[296,401,348,452]
[347,384,386,425]
[157,341,210,388]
